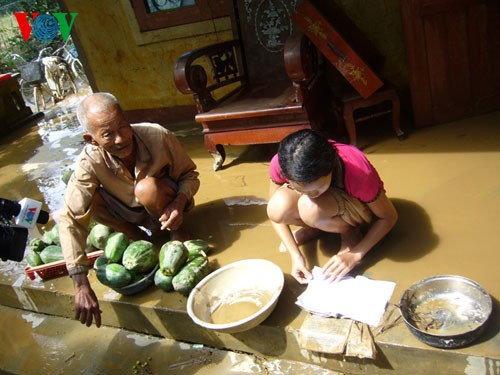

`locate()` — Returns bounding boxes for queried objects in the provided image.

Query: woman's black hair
[278,129,336,183]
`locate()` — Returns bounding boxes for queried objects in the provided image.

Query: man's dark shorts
[98,177,194,232]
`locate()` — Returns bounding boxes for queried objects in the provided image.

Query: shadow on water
[306,198,439,271]
[183,196,269,254]
[368,198,439,263]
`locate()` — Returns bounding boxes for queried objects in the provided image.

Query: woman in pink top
[268,129,398,284]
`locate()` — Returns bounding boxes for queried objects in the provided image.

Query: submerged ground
[0,90,499,374]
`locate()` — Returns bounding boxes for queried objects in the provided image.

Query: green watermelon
[183,239,210,259]
[39,245,64,264]
[128,270,146,285]
[25,251,43,266]
[154,268,174,291]
[159,240,188,276]
[29,237,47,253]
[93,255,112,270]
[122,240,157,273]
[43,224,60,245]
[104,232,129,263]
[172,256,210,296]
[88,224,113,249]
[95,263,132,288]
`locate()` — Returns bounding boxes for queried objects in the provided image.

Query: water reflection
[22,96,86,217]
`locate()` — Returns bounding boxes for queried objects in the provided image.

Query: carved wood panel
[233,0,301,84]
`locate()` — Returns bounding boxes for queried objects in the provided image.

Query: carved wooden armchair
[174,0,332,170]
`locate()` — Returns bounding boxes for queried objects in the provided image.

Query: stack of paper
[296,267,396,326]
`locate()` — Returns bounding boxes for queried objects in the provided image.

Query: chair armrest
[284,32,318,83]
[174,40,245,112]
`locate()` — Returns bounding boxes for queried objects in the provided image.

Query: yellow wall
[62,1,408,112]
[62,0,232,111]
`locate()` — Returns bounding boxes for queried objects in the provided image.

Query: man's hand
[159,204,183,231]
[159,194,187,231]
[72,273,101,327]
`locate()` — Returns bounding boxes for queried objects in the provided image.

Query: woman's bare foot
[279,227,321,252]
[338,226,363,254]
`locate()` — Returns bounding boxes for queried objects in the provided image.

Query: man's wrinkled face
[85,106,134,160]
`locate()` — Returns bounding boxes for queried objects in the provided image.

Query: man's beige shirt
[59,123,200,275]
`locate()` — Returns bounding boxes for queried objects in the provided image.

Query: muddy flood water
[1,86,500,374]
[0,89,344,374]
[0,89,89,217]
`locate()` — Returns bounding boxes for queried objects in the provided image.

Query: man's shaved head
[77,92,122,132]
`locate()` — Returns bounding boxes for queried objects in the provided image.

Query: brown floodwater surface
[1,91,499,371]
[0,90,88,219]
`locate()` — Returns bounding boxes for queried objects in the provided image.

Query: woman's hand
[321,192,398,282]
[291,253,313,284]
[322,251,362,282]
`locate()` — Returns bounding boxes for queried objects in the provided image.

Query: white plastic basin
[187,259,284,333]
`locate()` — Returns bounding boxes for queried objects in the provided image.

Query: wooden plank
[444,10,471,117]
[292,0,383,99]
[298,314,353,354]
[468,1,500,111]
[401,0,434,126]
[345,322,377,359]
[402,0,500,127]
[423,12,452,121]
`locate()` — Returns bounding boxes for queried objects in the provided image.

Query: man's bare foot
[279,227,321,252]
[339,226,363,254]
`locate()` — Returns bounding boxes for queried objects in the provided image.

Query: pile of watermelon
[24,221,108,267]
[25,224,64,266]
[155,239,211,295]
[91,224,158,289]
[26,221,213,297]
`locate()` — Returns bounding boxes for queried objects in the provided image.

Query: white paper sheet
[296,267,396,326]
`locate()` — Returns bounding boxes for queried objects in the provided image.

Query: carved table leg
[205,136,226,171]
[210,145,226,171]
[389,89,406,141]
[343,103,358,146]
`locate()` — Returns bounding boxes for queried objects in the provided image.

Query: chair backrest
[230,0,301,85]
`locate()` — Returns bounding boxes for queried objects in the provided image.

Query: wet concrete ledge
[1,267,499,375]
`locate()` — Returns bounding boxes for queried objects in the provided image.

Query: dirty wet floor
[1,90,500,374]
[0,304,341,375]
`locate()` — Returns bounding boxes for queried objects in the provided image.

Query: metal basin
[399,275,492,348]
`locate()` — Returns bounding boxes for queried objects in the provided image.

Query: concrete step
[0,304,343,375]
[1,266,499,375]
